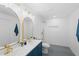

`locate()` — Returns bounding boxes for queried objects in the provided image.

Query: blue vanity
[0,40,42,56]
[27,42,42,56]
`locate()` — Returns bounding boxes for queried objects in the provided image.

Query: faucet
[4,44,13,55]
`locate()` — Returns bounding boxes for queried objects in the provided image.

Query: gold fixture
[4,44,13,55]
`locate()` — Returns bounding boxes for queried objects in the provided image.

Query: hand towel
[76,19,79,42]
[14,24,19,36]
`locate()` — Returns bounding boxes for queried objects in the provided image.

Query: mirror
[0,5,20,47]
[24,17,33,41]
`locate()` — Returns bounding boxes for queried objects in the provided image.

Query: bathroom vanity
[27,40,42,56]
[0,4,42,56]
[0,40,42,56]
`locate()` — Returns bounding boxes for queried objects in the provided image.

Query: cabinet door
[27,42,42,56]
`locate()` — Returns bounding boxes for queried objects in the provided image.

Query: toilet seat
[42,43,50,48]
[42,42,50,54]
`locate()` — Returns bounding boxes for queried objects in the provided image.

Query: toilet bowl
[42,42,50,54]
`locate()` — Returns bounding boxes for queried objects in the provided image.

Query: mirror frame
[22,17,33,42]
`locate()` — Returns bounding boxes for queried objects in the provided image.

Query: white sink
[0,39,42,56]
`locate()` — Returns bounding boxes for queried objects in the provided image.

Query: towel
[14,24,19,36]
[76,19,79,42]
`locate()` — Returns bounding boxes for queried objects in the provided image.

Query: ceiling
[16,3,79,20]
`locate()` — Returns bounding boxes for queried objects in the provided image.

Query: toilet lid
[42,43,50,48]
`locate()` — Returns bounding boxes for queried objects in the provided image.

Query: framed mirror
[0,5,20,47]
[24,17,33,41]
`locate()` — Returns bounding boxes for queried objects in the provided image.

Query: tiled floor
[43,45,75,56]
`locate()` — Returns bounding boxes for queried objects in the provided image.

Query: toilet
[42,42,50,54]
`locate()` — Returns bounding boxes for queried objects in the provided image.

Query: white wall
[33,16,43,40]
[68,9,79,56]
[44,18,70,47]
